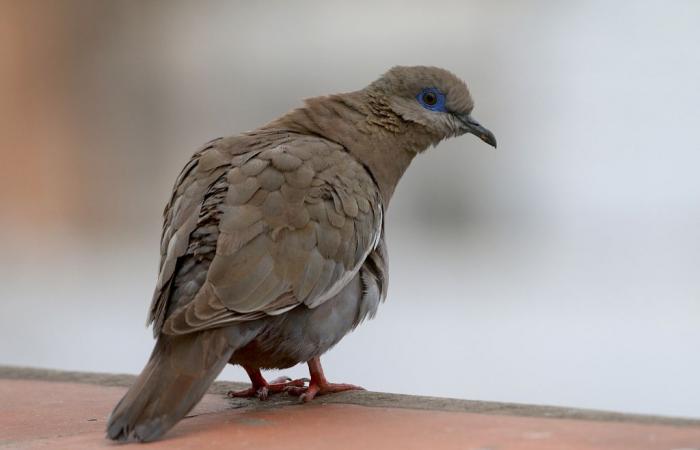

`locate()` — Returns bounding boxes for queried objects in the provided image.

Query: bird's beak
[457,114,497,148]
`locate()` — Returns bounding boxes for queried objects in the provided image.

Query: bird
[106,65,496,442]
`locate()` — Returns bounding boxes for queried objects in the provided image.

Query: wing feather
[159,136,382,335]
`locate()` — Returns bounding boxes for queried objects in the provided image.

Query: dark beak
[457,114,497,148]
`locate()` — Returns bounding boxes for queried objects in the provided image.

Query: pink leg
[227,365,307,400]
[285,356,365,402]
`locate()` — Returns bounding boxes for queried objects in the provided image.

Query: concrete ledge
[1,365,699,449]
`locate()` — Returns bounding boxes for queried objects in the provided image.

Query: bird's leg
[285,356,365,402]
[227,365,307,400]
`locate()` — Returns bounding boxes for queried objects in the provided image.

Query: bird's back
[149,130,384,337]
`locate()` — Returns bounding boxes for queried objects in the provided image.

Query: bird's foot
[227,376,308,401]
[285,381,365,403]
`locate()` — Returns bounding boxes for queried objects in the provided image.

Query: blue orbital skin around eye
[416,87,447,112]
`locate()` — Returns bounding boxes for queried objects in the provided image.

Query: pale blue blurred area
[1,1,699,418]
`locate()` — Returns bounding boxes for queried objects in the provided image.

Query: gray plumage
[107,65,496,442]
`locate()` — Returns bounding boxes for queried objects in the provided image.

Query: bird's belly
[230,273,373,369]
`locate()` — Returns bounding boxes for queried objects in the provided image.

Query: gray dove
[106,66,496,442]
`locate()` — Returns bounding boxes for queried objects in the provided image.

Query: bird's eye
[417,88,446,112]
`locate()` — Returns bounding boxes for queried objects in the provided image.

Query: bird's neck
[262,90,434,205]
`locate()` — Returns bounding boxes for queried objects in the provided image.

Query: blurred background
[1,0,698,418]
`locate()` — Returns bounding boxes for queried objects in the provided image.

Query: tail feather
[106,329,235,442]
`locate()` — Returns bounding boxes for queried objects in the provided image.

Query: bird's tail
[106,329,235,442]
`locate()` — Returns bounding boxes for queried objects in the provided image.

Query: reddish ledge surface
[1,367,699,450]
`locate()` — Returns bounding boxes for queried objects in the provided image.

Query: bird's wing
[147,138,234,336]
[356,232,389,323]
[156,135,383,336]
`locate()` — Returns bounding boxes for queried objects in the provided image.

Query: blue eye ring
[417,88,447,112]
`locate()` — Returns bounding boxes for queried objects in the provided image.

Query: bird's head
[369,65,496,148]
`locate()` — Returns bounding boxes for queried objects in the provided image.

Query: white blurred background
[1,1,699,418]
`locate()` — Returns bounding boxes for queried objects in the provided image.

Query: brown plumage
[107,66,496,442]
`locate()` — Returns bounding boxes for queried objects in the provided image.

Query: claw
[285,356,366,402]
[256,386,269,401]
[227,387,256,398]
[287,382,364,402]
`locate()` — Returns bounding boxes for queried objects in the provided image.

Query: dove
[106,65,496,442]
